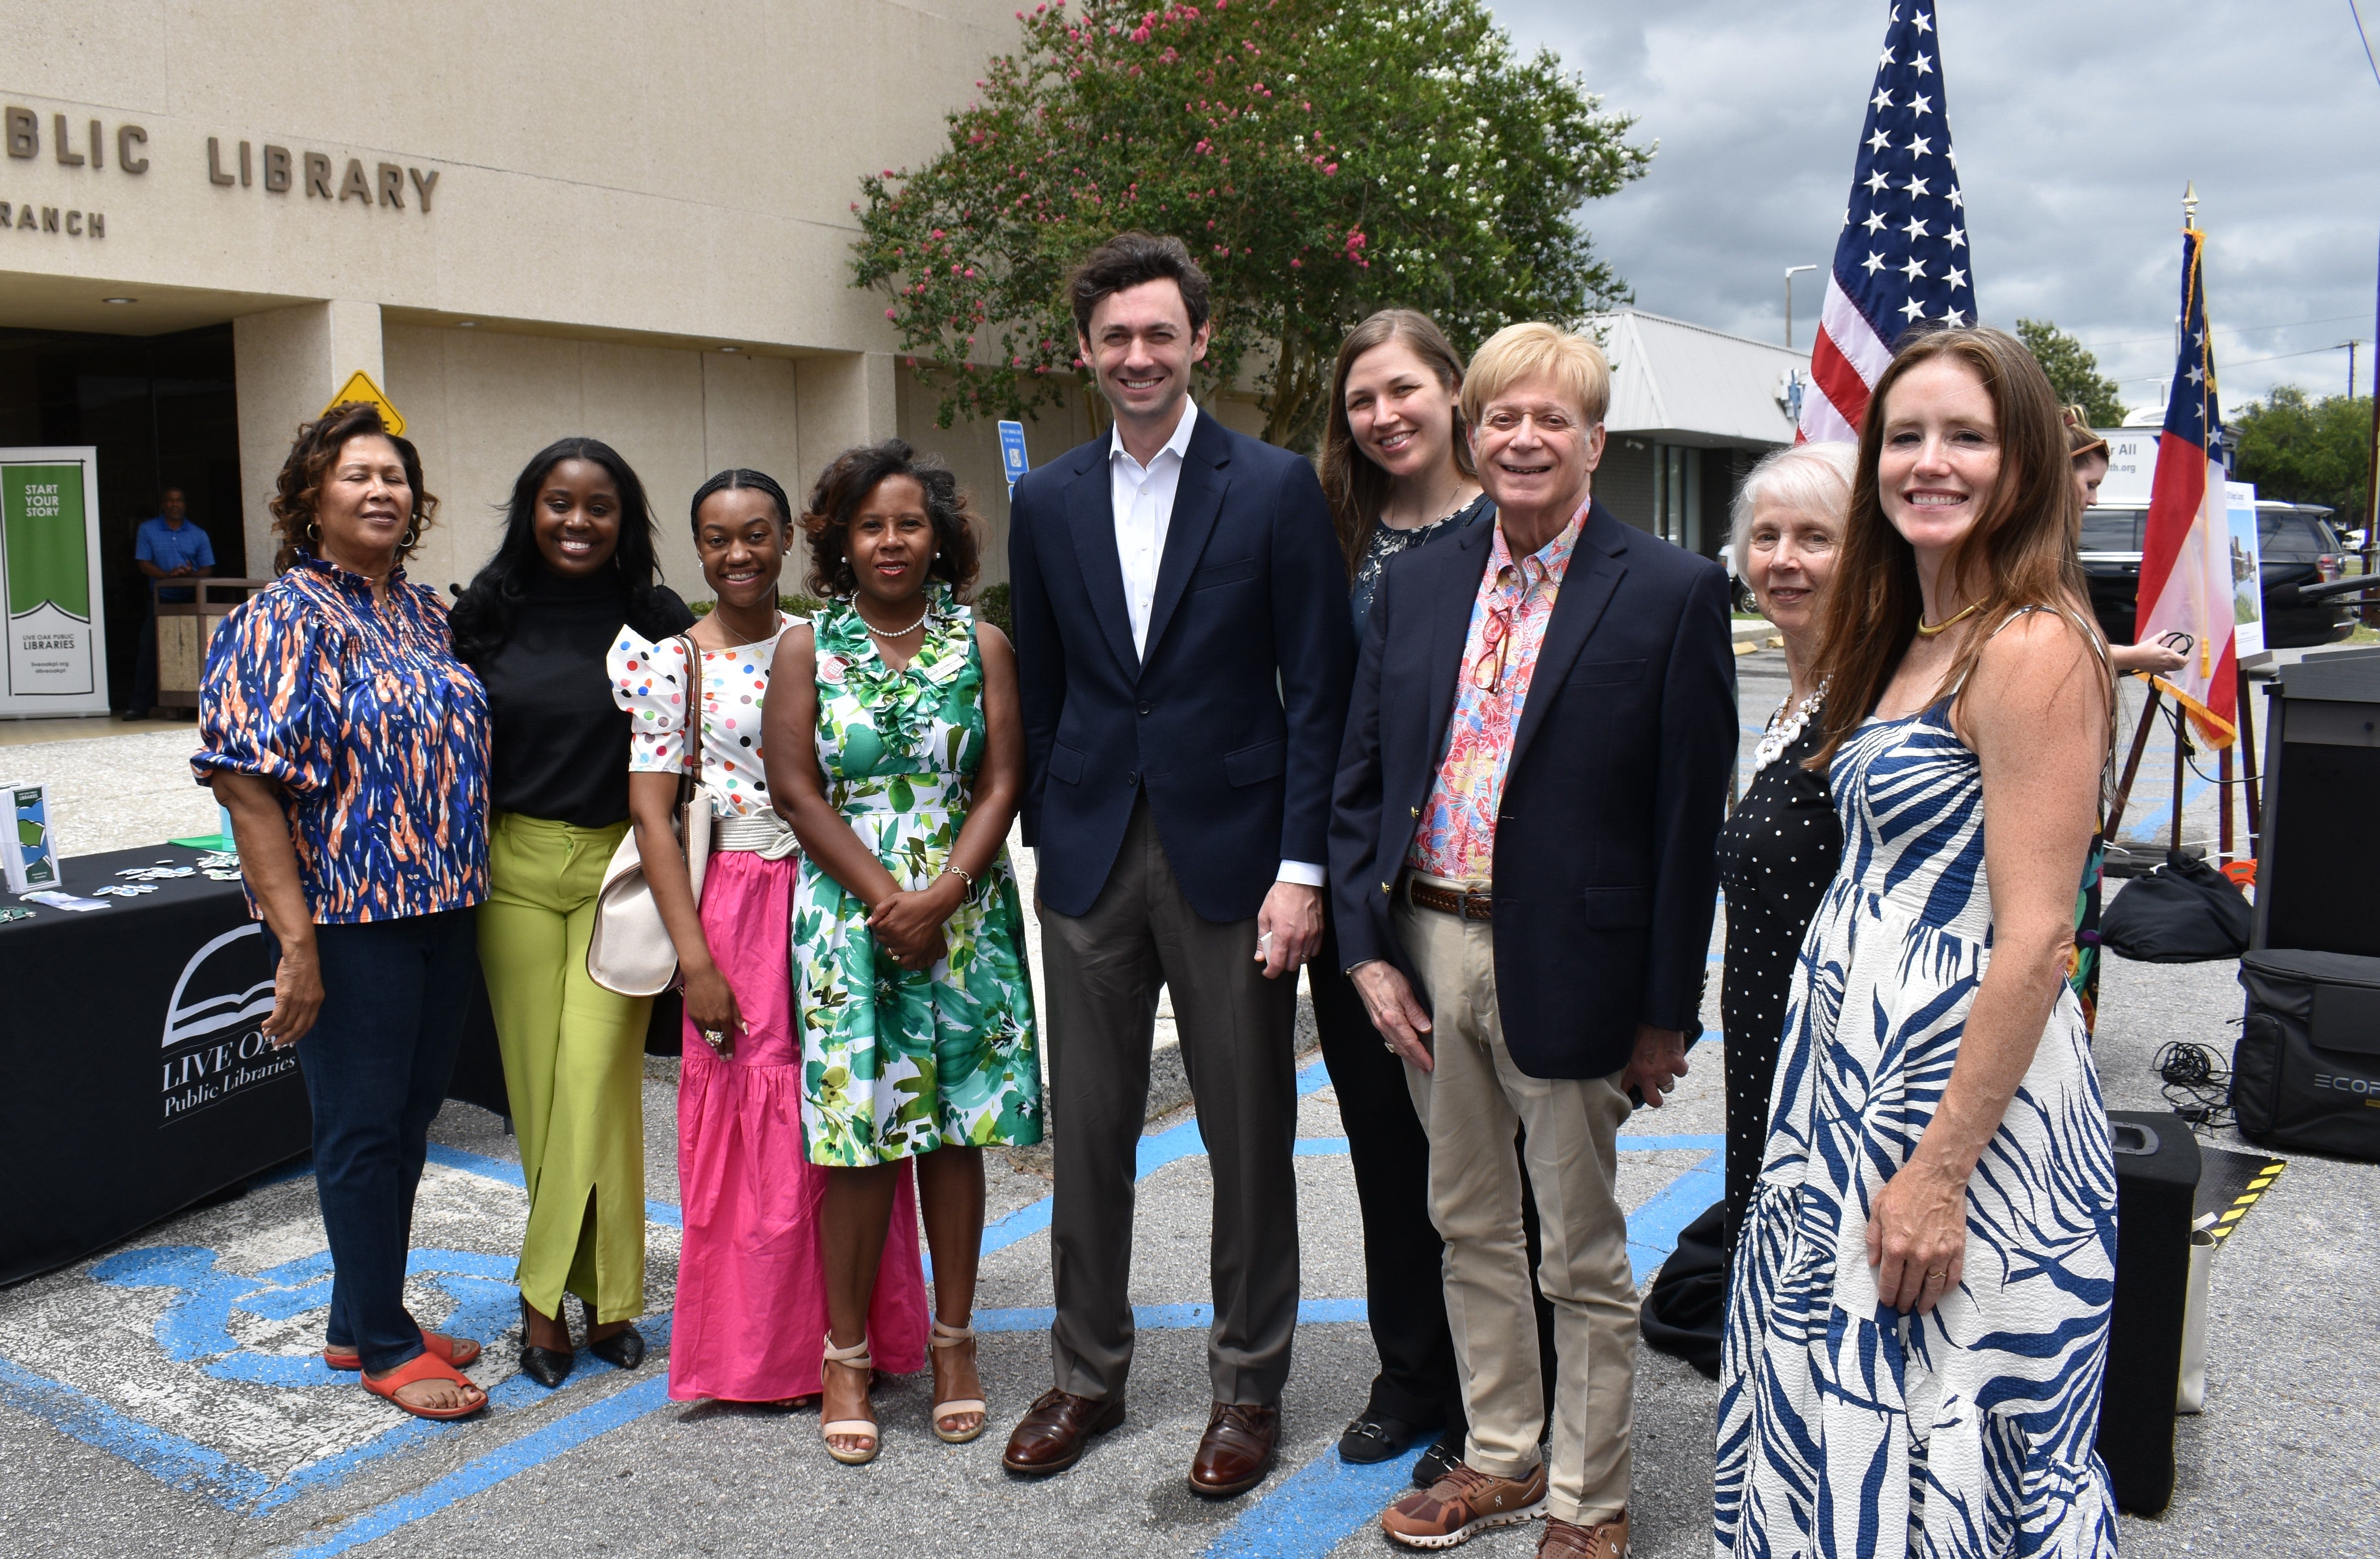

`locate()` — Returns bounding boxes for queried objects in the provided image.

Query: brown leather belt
[1404,877,1494,920]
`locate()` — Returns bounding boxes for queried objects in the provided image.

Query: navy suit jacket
[1010,410,1353,923]
[1329,499,1736,1080]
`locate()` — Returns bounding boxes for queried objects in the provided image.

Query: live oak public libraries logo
[159,924,292,1126]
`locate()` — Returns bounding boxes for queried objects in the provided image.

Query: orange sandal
[324,1331,482,1373]
[360,1350,489,1421]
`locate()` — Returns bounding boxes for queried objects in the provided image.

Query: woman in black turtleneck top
[451,439,694,1388]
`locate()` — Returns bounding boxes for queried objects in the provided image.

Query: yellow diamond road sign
[322,370,405,436]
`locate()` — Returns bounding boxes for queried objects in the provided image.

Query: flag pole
[2187,181,2238,865]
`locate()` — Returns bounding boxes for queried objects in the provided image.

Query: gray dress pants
[1040,797,1301,1406]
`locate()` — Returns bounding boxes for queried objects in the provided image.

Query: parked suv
[2079,500,2353,650]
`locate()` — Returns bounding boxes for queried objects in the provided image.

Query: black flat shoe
[518,1296,573,1389]
[1412,1429,1464,1488]
[582,1298,646,1370]
[1339,1411,1425,1465]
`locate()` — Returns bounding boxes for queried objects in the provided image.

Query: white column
[231,300,385,575]
[792,350,899,501]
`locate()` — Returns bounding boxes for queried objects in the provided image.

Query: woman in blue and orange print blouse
[195,402,494,1423]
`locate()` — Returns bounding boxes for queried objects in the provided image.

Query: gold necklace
[1914,599,1983,638]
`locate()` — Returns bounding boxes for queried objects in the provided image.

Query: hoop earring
[399,527,418,549]
[305,521,321,543]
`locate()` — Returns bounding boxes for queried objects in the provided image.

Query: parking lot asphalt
[3,647,2376,1557]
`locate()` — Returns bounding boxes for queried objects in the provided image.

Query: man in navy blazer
[1000,234,1353,1498]
[1331,325,1734,1556]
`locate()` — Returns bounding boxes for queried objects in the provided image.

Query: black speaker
[2093,1109,2200,1516]
[2255,650,2380,957]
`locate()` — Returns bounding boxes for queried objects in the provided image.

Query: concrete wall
[0,0,1019,352]
[379,323,823,602]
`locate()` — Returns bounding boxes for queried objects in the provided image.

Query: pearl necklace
[1752,679,1828,775]
[863,604,931,639]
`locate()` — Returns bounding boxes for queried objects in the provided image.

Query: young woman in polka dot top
[609,468,928,1410]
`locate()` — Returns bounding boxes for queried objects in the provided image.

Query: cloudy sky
[1486,0,2380,415]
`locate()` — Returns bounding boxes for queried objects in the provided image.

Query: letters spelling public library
[1,106,442,238]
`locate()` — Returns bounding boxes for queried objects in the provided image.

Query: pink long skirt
[667,850,930,1402]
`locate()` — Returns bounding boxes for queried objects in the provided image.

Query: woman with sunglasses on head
[2059,409,2181,1036]
[451,439,695,1387]
[609,469,927,1411]
[766,440,1041,1465]
[196,402,490,1422]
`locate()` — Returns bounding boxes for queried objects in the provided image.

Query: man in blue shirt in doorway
[125,487,214,719]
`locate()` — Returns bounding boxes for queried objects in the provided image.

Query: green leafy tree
[2015,318,2126,426]
[2233,386,2372,529]
[850,0,1651,447]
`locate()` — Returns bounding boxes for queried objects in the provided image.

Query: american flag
[2135,223,2237,743]
[1800,5,1979,444]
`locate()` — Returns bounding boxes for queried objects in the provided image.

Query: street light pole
[1785,265,1820,350]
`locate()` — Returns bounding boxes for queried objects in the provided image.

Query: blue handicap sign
[998,420,1029,495]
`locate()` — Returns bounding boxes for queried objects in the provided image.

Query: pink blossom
[886,308,899,320]
[1290,258,1302,268]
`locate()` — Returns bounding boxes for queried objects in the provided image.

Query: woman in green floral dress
[765,440,1040,1466]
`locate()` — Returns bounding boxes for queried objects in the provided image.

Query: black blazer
[1329,499,1736,1079]
[1010,409,1353,922]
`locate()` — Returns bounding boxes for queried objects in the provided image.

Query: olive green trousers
[479,813,651,1322]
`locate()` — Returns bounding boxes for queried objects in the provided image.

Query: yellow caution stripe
[2206,1157,2286,1250]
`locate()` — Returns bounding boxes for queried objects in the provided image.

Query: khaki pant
[1397,877,1635,1526]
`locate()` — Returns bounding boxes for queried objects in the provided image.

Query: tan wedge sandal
[929,1320,987,1445]
[821,1333,880,1465]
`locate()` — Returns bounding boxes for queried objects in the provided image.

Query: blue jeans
[268,909,476,1374]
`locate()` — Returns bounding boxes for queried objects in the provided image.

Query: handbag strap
[678,632,707,809]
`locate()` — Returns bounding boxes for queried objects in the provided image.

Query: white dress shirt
[1109,398,1199,658]
[1106,399,1322,890]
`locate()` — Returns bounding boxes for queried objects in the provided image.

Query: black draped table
[0,843,313,1286]
[0,841,693,1287]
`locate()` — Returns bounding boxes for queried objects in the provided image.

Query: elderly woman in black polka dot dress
[1644,443,1859,1373]
[1714,442,1858,1254]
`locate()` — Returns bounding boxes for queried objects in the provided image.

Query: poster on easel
[2224,479,2267,665]
[0,448,110,716]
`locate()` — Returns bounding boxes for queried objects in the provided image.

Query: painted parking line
[267,1375,673,1559]
[1205,1439,1429,1559]
[1200,1130,1726,1557]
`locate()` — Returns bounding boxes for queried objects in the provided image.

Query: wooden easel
[2102,665,2261,865]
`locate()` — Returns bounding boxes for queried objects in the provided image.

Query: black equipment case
[2233,949,2380,1162]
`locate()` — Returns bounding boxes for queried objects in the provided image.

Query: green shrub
[689,594,825,619]
[974,582,1012,637]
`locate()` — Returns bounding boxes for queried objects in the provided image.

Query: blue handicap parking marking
[89,1245,525,1391]
[8,1054,1731,1553]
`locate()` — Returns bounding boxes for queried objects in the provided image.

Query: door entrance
[0,324,241,714]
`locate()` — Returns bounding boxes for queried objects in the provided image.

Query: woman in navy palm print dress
[1715,328,2119,1559]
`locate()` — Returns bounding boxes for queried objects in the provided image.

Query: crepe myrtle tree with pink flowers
[851,0,1650,448]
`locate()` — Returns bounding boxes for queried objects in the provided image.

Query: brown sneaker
[1380,1461,1549,1549]
[1538,1510,1630,1558]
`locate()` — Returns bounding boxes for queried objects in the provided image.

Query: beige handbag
[587,634,712,997]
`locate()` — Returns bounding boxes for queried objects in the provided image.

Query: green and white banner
[0,449,109,714]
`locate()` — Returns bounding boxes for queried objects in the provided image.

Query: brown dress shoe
[1187,1402,1280,1498]
[1001,1388,1126,1476]
[1538,1510,1630,1558]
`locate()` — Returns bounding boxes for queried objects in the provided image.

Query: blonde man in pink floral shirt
[1329,324,1737,1559]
